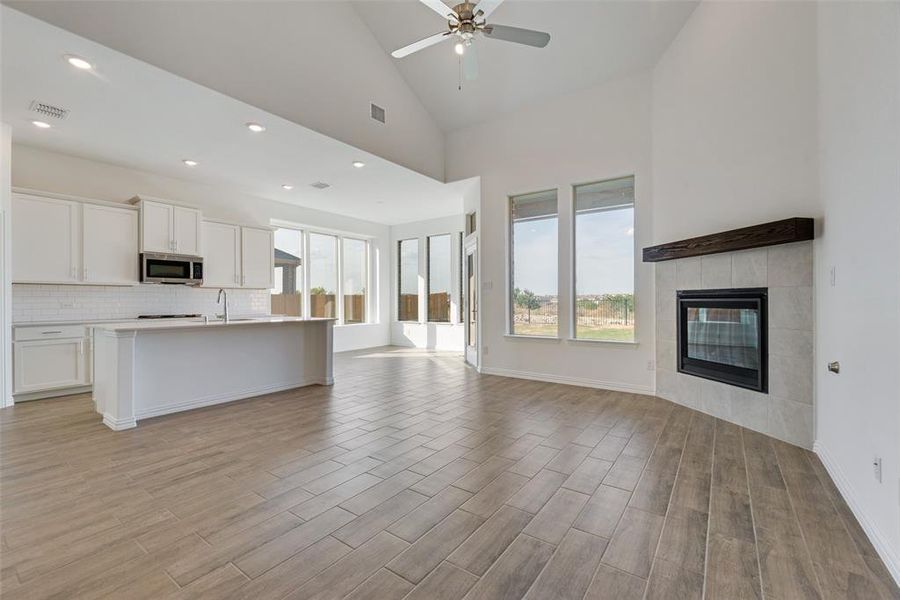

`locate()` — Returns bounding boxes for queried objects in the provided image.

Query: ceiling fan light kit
[391,0,550,81]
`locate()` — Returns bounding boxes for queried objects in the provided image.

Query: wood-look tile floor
[1,347,898,600]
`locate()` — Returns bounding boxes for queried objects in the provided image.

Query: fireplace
[677,288,767,392]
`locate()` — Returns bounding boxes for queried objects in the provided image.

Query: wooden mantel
[642,218,815,262]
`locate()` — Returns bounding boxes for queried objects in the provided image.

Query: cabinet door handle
[41,331,63,335]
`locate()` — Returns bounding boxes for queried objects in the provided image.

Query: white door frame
[464,236,478,368]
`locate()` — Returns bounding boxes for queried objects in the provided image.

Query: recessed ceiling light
[352,161,365,168]
[65,55,93,70]
[31,120,51,129]
[183,159,198,167]
[246,122,266,133]
[282,184,294,190]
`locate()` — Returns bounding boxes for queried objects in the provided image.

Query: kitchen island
[92,317,334,430]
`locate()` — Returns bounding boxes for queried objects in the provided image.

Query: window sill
[566,337,639,346]
[504,334,562,341]
[335,322,374,328]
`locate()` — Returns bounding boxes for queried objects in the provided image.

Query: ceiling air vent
[29,100,69,120]
[370,103,385,124]
[310,182,331,190]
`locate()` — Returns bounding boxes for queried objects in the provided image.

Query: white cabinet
[12,194,80,283]
[138,199,201,255]
[83,204,139,284]
[140,200,172,253]
[13,325,90,395]
[241,226,274,289]
[202,221,241,287]
[12,193,139,285]
[202,222,273,289]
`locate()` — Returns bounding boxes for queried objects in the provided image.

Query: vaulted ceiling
[354,0,698,131]
[5,0,697,146]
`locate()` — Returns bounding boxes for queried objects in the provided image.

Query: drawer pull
[41,331,63,335]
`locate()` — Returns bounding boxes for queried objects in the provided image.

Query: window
[271,228,302,316]
[427,234,451,322]
[342,238,367,324]
[574,176,635,341]
[510,190,558,337]
[398,239,418,321]
[309,232,338,318]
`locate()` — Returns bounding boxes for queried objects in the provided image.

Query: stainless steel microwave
[140,253,203,285]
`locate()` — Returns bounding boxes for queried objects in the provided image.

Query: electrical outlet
[829,266,836,287]
[874,456,882,483]
[647,360,655,371]
[59,301,75,309]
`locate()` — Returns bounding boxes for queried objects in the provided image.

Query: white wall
[0,124,12,407]
[651,0,821,244]
[815,0,900,582]
[10,144,392,353]
[446,72,655,393]
[390,214,465,351]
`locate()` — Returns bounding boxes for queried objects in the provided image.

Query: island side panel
[94,329,138,431]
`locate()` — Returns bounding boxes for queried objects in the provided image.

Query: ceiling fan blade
[418,0,457,20]
[474,0,504,19]
[391,32,451,58]
[464,43,479,81]
[483,24,550,48]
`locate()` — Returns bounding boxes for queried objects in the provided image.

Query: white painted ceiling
[355,0,699,131]
[5,0,698,135]
[1,7,463,225]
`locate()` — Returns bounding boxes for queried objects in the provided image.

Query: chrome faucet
[217,288,229,323]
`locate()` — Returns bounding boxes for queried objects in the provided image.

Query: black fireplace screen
[677,288,767,392]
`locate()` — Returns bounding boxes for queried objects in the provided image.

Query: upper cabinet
[202,221,240,288]
[241,227,274,289]
[83,204,139,284]
[202,221,273,289]
[12,194,80,284]
[12,192,139,285]
[137,199,201,255]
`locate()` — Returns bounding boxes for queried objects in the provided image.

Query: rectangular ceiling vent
[310,182,331,190]
[370,103,385,124]
[29,100,69,120]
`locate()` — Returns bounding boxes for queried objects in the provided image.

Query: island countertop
[91,316,335,333]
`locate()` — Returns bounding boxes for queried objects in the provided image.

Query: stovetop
[136,314,202,320]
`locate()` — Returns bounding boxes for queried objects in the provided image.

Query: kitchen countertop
[91,316,335,333]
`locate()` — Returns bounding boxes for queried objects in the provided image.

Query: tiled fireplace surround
[655,241,814,448]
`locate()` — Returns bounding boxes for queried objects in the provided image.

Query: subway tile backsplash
[12,284,270,323]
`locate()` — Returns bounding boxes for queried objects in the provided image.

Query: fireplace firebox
[677,288,767,392]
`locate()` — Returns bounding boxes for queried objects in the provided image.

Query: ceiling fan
[391,0,550,81]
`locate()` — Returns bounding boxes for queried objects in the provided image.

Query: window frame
[570,175,637,344]
[397,238,420,323]
[426,234,452,323]
[270,224,374,326]
[341,236,369,325]
[507,188,560,339]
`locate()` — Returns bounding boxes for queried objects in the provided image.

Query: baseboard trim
[103,414,136,431]
[479,366,654,395]
[814,440,900,586]
[134,379,329,421]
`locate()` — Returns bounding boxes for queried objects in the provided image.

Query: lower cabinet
[13,325,91,396]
